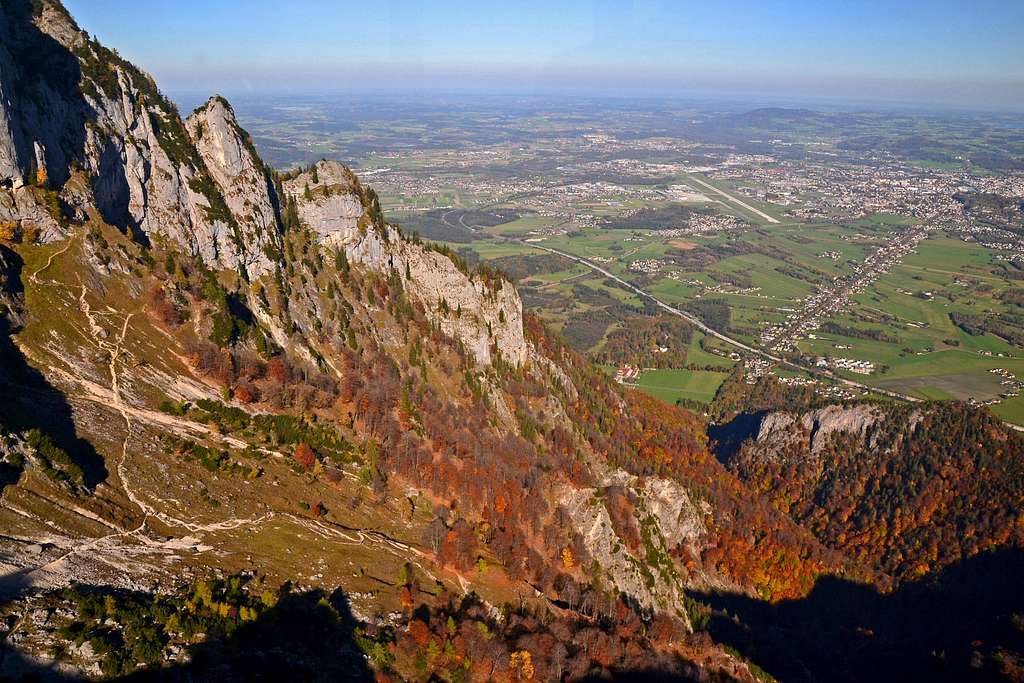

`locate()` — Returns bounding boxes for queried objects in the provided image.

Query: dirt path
[10,235,433,589]
[28,239,74,285]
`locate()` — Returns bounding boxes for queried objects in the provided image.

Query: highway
[518,242,1024,434]
[517,240,931,404]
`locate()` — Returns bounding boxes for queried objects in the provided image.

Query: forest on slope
[0,1,1022,681]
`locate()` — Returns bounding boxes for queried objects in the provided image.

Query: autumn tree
[294,442,316,471]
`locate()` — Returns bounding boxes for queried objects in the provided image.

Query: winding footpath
[8,238,430,590]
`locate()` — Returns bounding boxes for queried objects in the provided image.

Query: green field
[687,331,738,368]
[243,94,1024,427]
[993,396,1024,426]
[403,169,1024,424]
[627,368,729,404]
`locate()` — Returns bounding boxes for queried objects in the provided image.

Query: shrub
[0,221,19,242]
[146,286,182,327]
[294,442,316,470]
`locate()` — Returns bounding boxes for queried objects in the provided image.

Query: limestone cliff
[754,403,885,454]
[0,0,276,275]
[282,160,364,241]
[0,243,24,329]
[0,5,840,674]
[284,160,528,367]
[185,96,282,279]
[0,0,530,368]
[558,472,718,622]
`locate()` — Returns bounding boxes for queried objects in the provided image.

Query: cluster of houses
[629,259,664,274]
[816,357,876,375]
[613,365,642,383]
[990,368,1023,399]
[760,227,926,353]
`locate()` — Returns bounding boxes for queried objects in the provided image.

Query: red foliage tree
[294,443,316,471]
[146,285,182,328]
[267,357,290,384]
[234,384,255,404]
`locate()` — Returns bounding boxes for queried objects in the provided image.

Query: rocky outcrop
[0,43,21,188]
[283,160,363,241]
[558,472,714,622]
[1,1,529,370]
[0,1,281,277]
[801,404,881,452]
[0,243,24,329]
[755,403,883,454]
[185,96,281,278]
[560,485,688,620]
[284,162,528,367]
[642,477,707,550]
[357,228,527,366]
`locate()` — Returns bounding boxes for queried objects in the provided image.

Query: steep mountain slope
[722,398,1024,584]
[0,1,841,680]
[0,0,279,273]
[2,2,1023,681]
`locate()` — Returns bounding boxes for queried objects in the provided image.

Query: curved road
[519,240,1024,431]
[518,240,933,404]
[428,203,1018,427]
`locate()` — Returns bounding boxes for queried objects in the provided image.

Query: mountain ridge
[1,1,1023,681]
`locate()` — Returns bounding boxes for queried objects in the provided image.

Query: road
[759,226,927,352]
[429,189,1022,430]
[517,240,932,405]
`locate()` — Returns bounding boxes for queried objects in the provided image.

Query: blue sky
[64,0,1024,109]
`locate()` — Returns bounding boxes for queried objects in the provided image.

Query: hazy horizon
[63,0,1024,112]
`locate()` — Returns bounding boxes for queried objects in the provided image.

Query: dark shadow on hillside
[122,588,373,682]
[707,411,766,465]
[689,547,1024,683]
[577,670,743,683]
[0,247,107,490]
[0,582,740,683]
[0,567,34,610]
[0,570,64,680]
[1,1,145,243]
[0,586,374,683]
[1,0,90,190]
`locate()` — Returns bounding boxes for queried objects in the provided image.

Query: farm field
[427,219,1024,421]
[788,234,1024,414]
[240,96,1024,423]
[626,368,730,404]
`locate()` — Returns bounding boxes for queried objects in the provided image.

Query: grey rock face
[558,473,712,622]
[0,243,25,329]
[345,225,528,367]
[2,2,530,371]
[186,96,282,278]
[0,1,89,201]
[284,162,529,367]
[0,42,21,188]
[0,2,281,276]
[755,412,798,443]
[284,160,363,241]
[643,477,707,550]
[800,404,881,452]
[755,403,883,454]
